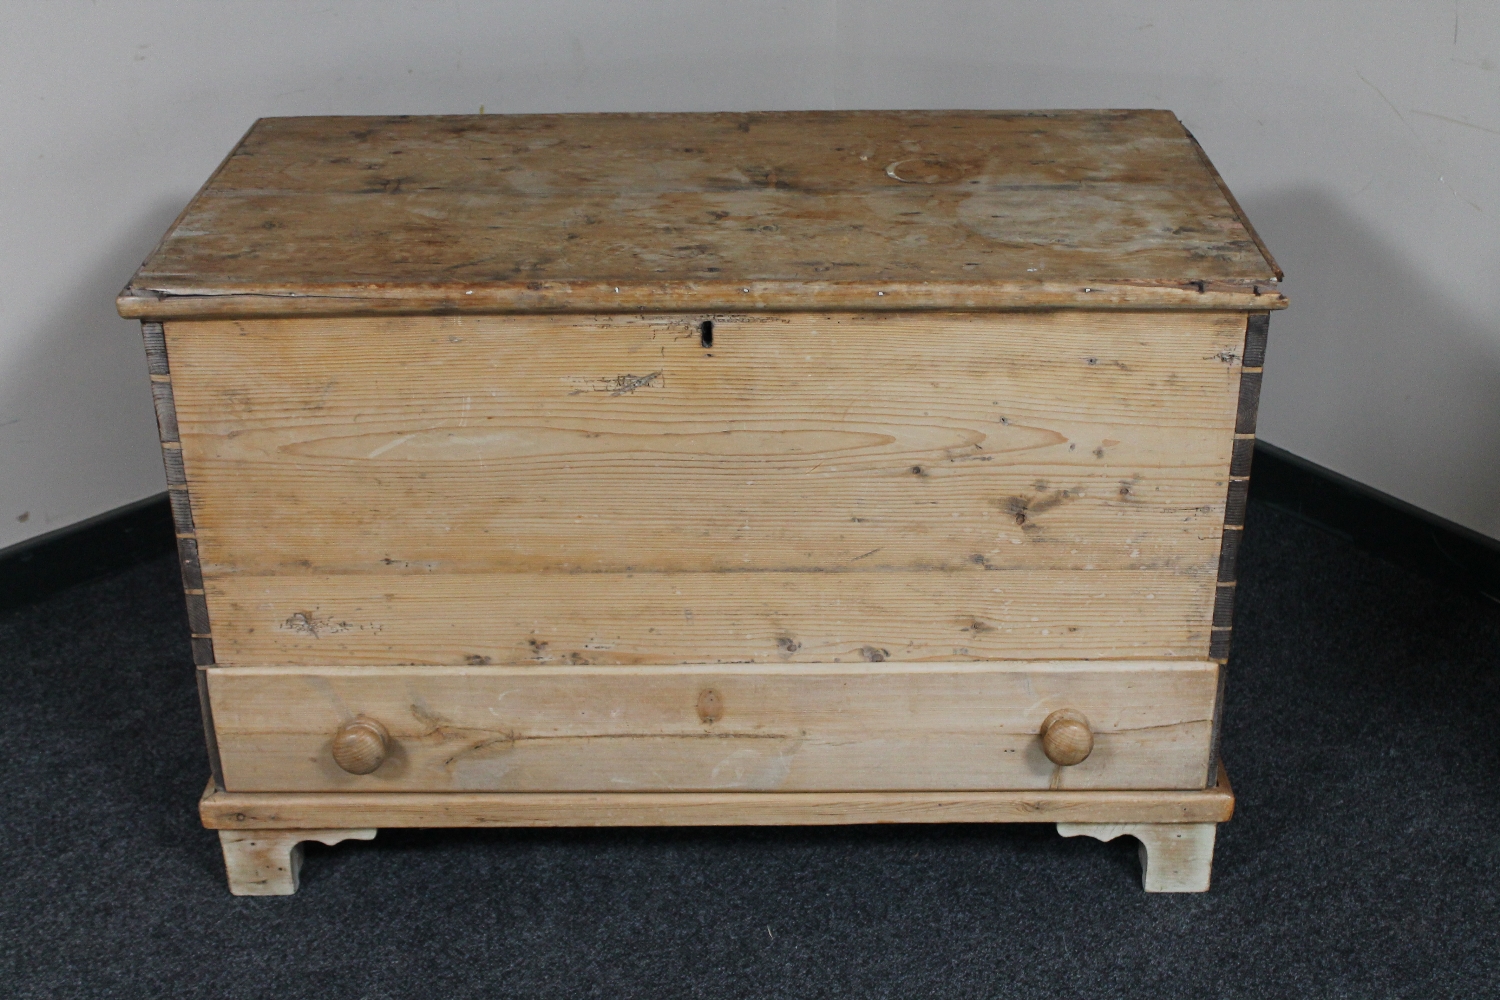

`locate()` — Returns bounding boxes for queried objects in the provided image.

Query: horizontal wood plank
[199,764,1236,829]
[169,312,1242,577]
[205,569,1216,665]
[125,280,1285,319]
[207,660,1218,793]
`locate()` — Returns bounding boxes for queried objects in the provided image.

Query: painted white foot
[218,828,377,895]
[1056,822,1217,892]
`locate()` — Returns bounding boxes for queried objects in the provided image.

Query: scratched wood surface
[206,570,1216,666]
[206,661,1218,792]
[117,110,1284,319]
[165,310,1246,666]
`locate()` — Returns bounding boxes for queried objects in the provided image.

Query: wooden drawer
[206,660,1219,793]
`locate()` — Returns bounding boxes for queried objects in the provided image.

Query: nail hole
[700,320,714,348]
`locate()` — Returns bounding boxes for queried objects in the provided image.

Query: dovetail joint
[140,321,214,673]
[1207,312,1271,784]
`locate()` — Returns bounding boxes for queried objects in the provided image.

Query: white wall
[3,0,1497,549]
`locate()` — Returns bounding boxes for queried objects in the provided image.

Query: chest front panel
[165,309,1247,667]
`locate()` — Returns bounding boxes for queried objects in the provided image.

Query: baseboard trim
[1249,442,1500,602]
[0,493,175,612]
[2,445,1498,614]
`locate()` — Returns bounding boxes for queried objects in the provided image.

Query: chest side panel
[165,310,1246,666]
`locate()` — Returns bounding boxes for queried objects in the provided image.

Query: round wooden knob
[1040,709,1093,766]
[332,717,391,775]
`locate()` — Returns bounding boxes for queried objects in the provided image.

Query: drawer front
[207,661,1219,793]
[166,310,1247,667]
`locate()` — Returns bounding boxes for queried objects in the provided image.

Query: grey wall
[3,1,1497,550]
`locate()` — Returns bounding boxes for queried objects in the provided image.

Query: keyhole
[700,320,714,348]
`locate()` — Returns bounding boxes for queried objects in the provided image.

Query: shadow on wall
[1242,187,1500,541]
[0,198,186,550]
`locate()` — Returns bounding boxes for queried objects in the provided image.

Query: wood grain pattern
[199,764,1236,829]
[1183,130,1283,282]
[169,311,1243,577]
[1040,708,1094,766]
[206,660,1219,793]
[117,111,1285,319]
[330,718,391,775]
[206,569,1216,665]
[195,666,225,792]
[166,310,1244,666]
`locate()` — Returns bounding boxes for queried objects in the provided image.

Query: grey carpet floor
[3,500,1498,998]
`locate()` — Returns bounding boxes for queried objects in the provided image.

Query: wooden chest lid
[118,109,1284,319]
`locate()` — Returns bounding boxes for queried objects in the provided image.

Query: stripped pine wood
[167,311,1242,576]
[166,311,1245,665]
[206,568,1216,666]
[205,660,1219,793]
[116,111,1284,319]
[199,764,1236,830]
[116,110,1281,893]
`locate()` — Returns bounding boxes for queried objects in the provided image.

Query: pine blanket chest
[118,110,1284,894]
